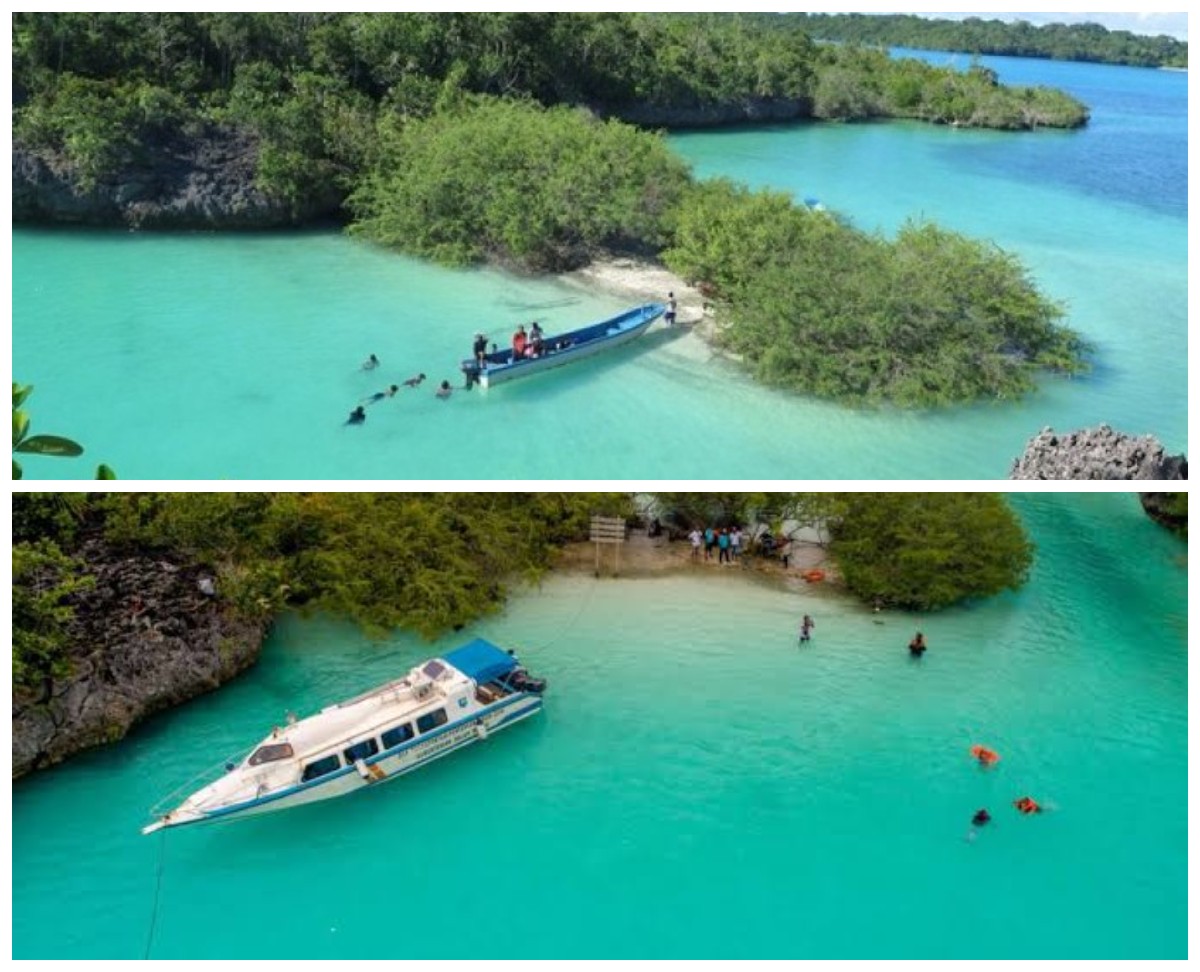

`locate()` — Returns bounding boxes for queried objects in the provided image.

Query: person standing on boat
[512,324,528,359]
[665,292,677,327]
[473,333,488,365]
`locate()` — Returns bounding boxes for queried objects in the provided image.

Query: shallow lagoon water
[11,495,1187,958]
[10,54,1186,479]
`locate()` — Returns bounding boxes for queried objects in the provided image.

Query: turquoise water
[11,54,1187,480]
[11,494,1187,958]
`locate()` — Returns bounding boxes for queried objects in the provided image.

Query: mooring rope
[521,573,600,654]
[143,829,166,960]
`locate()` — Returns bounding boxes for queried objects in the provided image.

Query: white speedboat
[142,639,545,834]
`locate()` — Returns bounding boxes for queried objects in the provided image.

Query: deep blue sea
[10,494,1188,957]
[10,52,1186,479]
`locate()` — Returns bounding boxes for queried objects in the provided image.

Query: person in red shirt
[512,324,527,359]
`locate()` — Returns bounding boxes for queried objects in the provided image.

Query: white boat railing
[147,746,255,819]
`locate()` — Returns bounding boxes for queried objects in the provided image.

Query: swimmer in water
[972,808,991,826]
[908,631,927,657]
[346,405,366,425]
[1013,796,1042,815]
[362,354,379,371]
[435,380,453,399]
[364,384,399,403]
[403,373,426,388]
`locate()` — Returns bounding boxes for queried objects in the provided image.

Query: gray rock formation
[12,540,269,779]
[603,96,812,129]
[1010,424,1188,480]
[13,125,342,229]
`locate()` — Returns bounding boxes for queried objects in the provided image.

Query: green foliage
[807,45,1086,129]
[828,494,1033,610]
[93,492,634,638]
[12,540,95,691]
[769,13,1187,70]
[15,75,186,188]
[13,382,115,479]
[12,12,1087,214]
[349,98,691,271]
[663,183,1088,405]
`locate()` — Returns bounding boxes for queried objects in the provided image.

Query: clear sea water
[10,494,1187,958]
[10,54,1187,480]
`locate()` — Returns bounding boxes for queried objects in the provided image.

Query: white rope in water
[520,574,600,655]
[143,829,166,959]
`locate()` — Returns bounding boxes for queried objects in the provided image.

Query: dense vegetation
[12,12,1086,202]
[651,491,1034,610]
[11,12,1090,405]
[663,182,1086,403]
[349,98,691,271]
[11,492,634,691]
[768,14,1188,69]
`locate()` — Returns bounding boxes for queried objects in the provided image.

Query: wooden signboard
[590,515,626,576]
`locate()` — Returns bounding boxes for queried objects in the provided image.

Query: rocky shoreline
[1010,424,1187,481]
[12,538,269,780]
[12,125,341,229]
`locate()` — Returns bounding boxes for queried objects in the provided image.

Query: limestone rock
[1010,424,1187,480]
[12,538,269,779]
[13,124,342,229]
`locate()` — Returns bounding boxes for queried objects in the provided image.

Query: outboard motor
[507,667,547,694]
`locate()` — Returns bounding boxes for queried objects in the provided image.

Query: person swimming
[908,632,927,657]
[970,745,1000,767]
[435,380,453,399]
[362,354,379,371]
[346,405,366,424]
[403,373,426,388]
[1013,796,1042,815]
[364,384,399,403]
[972,808,992,826]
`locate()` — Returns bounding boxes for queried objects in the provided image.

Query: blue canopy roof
[443,639,518,684]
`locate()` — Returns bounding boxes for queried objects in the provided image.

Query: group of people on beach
[346,355,451,424]
[688,525,744,564]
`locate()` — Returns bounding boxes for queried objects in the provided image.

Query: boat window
[248,743,294,766]
[381,723,414,749]
[422,660,446,679]
[300,754,341,783]
[343,738,379,764]
[416,708,448,734]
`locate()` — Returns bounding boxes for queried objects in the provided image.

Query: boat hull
[151,694,542,831]
[464,303,664,389]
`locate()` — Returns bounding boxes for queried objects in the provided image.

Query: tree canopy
[764,14,1187,70]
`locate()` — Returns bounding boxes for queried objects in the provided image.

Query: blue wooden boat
[461,303,665,389]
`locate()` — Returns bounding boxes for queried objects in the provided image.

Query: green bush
[12,540,94,692]
[348,97,692,270]
[830,494,1034,610]
[663,181,1088,406]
